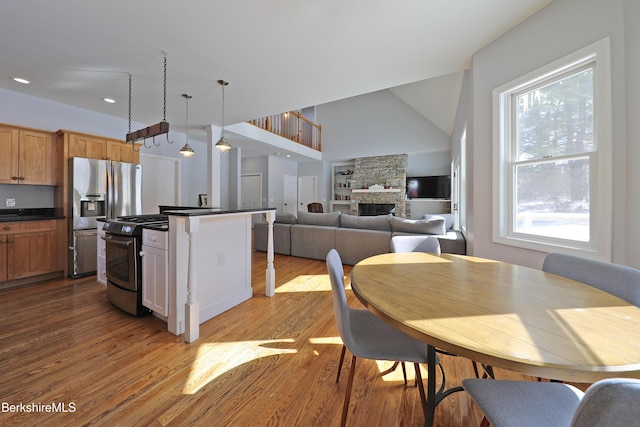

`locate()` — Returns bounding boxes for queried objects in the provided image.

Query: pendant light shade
[215,79,231,153]
[180,93,195,157]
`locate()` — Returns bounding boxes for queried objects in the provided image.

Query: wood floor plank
[0,251,589,426]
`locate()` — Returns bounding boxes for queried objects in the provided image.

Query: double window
[493,38,611,259]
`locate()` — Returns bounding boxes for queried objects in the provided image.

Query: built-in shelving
[331,160,355,213]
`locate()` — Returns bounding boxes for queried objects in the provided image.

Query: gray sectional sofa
[254,211,466,265]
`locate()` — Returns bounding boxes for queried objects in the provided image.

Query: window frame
[492,38,612,260]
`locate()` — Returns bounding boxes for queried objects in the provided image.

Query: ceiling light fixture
[179,94,195,158]
[125,51,173,149]
[12,77,30,84]
[214,79,231,153]
[103,98,116,104]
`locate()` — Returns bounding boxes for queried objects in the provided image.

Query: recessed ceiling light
[103,98,116,104]
[286,154,291,158]
[12,77,30,84]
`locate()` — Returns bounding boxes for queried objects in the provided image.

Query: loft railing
[247,111,322,152]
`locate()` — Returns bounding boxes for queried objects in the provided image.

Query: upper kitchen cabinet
[0,125,55,185]
[57,130,140,163]
[107,139,139,163]
[67,133,107,159]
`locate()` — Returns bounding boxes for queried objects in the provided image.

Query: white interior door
[241,174,262,209]
[283,175,297,215]
[241,174,262,226]
[298,175,318,212]
[140,154,180,214]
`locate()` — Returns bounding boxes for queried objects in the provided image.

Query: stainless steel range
[102,214,168,316]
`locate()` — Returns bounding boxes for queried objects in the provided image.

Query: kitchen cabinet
[96,224,107,285]
[58,130,140,163]
[67,133,107,159]
[0,125,54,185]
[0,220,57,283]
[107,139,139,163]
[0,235,7,282]
[141,228,168,317]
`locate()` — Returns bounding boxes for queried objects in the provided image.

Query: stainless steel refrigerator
[68,158,142,278]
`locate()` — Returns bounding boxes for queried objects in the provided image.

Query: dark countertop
[142,223,169,232]
[164,207,276,217]
[0,208,64,222]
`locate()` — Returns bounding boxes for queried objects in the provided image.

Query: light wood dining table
[350,252,640,427]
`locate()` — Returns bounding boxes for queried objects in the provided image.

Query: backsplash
[0,184,55,208]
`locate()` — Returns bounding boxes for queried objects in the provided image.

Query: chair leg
[341,355,357,427]
[472,361,480,378]
[379,361,408,385]
[414,363,427,414]
[402,362,410,386]
[336,345,347,383]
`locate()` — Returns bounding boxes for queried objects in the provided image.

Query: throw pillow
[297,210,341,227]
[340,214,392,231]
[390,216,446,235]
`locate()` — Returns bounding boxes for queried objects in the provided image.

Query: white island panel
[167,209,275,338]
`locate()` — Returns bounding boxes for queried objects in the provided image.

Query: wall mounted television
[406,175,451,199]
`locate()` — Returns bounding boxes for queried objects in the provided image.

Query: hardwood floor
[0,251,585,426]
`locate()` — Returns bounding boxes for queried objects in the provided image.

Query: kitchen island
[165,207,276,342]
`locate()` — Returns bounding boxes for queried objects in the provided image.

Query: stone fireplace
[349,154,407,218]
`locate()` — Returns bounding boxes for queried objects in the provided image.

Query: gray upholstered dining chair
[390,235,441,254]
[326,249,437,427]
[462,377,640,427]
[542,253,640,306]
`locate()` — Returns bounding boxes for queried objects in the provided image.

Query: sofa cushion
[423,213,453,230]
[276,213,298,224]
[336,228,391,265]
[297,211,341,227]
[340,213,391,231]
[291,224,337,260]
[390,216,446,235]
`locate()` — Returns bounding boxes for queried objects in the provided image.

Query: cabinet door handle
[11,176,19,181]
[3,225,9,231]
[19,176,25,180]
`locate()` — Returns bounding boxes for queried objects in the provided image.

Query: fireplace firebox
[358,203,395,216]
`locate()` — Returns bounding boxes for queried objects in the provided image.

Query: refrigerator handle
[105,161,113,220]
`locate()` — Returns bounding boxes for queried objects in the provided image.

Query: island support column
[185,217,199,343]
[265,210,276,297]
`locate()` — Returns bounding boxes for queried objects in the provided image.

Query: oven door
[105,234,138,291]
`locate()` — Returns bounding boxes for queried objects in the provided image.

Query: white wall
[317,89,451,162]
[466,0,635,268]
[624,0,640,268]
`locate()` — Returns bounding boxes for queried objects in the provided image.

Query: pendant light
[215,79,232,153]
[179,94,195,157]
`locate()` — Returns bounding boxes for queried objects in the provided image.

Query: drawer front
[142,229,168,249]
[0,220,55,235]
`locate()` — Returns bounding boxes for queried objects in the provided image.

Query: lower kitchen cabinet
[141,229,168,316]
[0,220,57,284]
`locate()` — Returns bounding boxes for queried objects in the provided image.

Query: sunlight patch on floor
[183,339,297,394]
[275,273,332,293]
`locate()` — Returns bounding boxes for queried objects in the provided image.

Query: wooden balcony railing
[247,111,322,152]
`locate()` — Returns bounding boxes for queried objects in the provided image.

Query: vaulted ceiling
[0,1,553,153]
